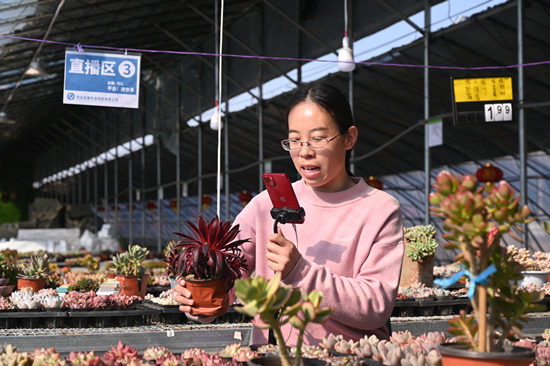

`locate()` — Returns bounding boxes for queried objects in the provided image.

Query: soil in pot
[184,277,229,317]
[439,343,535,366]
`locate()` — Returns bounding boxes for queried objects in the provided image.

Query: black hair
[286,82,355,175]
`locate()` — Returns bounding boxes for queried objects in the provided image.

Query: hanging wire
[344,0,348,36]
[216,0,225,217]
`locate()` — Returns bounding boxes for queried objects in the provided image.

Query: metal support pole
[198,61,203,214]
[224,79,230,220]
[347,0,355,175]
[296,0,302,85]
[156,131,162,252]
[86,164,90,204]
[114,116,119,237]
[128,119,134,246]
[348,73,354,174]
[104,120,109,228]
[423,0,431,225]
[156,80,162,253]
[141,110,146,242]
[259,3,265,192]
[176,61,182,233]
[94,156,98,234]
[518,0,527,247]
[78,144,83,204]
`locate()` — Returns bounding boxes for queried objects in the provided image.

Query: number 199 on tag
[484,103,512,122]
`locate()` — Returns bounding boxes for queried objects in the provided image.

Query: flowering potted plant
[399,224,438,287]
[431,171,544,365]
[17,254,50,292]
[164,215,249,316]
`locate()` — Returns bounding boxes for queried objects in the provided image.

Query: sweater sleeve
[282,199,404,331]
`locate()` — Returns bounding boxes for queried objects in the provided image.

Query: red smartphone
[262,173,305,227]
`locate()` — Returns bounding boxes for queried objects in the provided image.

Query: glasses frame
[281,131,344,151]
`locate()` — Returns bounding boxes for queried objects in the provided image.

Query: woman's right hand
[173,278,194,313]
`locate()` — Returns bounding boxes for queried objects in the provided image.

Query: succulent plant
[180,348,232,365]
[143,346,173,364]
[0,344,33,366]
[431,171,544,352]
[10,290,42,310]
[77,254,101,272]
[66,350,104,365]
[111,253,133,277]
[404,225,438,261]
[165,215,249,290]
[68,278,100,292]
[109,293,140,308]
[40,295,64,309]
[31,347,66,366]
[0,296,14,310]
[235,272,334,366]
[0,252,17,285]
[127,245,150,277]
[232,347,259,362]
[18,254,50,279]
[101,340,140,365]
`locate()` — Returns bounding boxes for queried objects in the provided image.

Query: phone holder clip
[270,207,305,233]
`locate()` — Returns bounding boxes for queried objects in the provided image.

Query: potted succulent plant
[234,272,334,366]
[112,244,150,297]
[17,254,50,292]
[399,224,438,287]
[430,170,544,365]
[164,215,249,317]
[506,246,550,287]
[0,252,17,297]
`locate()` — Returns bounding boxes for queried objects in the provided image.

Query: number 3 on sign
[484,103,512,122]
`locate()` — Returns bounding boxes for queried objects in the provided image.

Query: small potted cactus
[16,254,50,292]
[112,244,150,297]
[399,224,438,288]
[164,215,249,317]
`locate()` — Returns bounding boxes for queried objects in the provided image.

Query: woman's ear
[344,126,358,150]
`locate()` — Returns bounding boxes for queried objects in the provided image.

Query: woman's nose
[298,143,314,157]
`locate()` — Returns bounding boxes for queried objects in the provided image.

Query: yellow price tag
[453,77,513,103]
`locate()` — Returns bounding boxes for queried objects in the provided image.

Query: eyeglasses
[281,132,344,151]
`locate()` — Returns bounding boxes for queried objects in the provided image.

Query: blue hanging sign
[63,50,141,109]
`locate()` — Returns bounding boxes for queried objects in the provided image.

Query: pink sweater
[233,177,404,346]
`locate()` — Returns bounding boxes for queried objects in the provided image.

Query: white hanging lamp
[209,101,223,130]
[337,35,355,72]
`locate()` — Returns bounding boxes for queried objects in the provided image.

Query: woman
[174,82,404,346]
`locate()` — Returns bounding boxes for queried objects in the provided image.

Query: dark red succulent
[164,215,249,290]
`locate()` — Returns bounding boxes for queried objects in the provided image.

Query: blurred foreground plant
[431,170,544,352]
[235,272,333,366]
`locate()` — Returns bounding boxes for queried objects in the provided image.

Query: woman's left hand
[267,227,301,279]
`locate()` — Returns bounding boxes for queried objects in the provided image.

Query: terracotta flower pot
[185,277,229,317]
[140,274,150,298]
[399,253,434,288]
[116,275,140,297]
[0,285,14,297]
[439,343,535,366]
[17,278,46,292]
